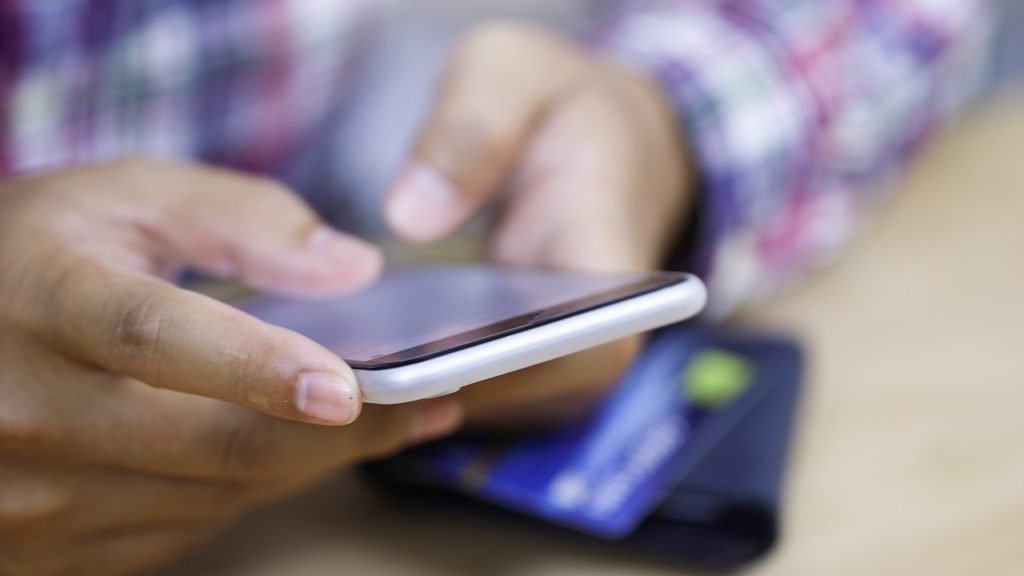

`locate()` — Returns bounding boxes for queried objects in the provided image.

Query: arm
[594,0,995,315]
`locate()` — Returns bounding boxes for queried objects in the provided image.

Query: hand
[385,22,693,428]
[0,158,462,576]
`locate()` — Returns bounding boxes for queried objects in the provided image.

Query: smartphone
[234,265,707,404]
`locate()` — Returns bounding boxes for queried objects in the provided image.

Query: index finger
[385,23,584,243]
[36,259,361,425]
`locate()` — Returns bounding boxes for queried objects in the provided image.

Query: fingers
[160,399,463,482]
[487,69,690,274]
[97,158,382,298]
[0,463,212,576]
[0,391,461,574]
[385,23,585,242]
[138,159,382,298]
[9,158,387,425]
[1,362,462,480]
[31,259,363,425]
[64,473,245,536]
[0,460,242,539]
[158,397,462,481]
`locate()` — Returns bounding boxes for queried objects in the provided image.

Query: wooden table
[164,92,1024,576]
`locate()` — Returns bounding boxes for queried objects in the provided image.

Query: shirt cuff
[591,0,994,317]
[591,1,845,317]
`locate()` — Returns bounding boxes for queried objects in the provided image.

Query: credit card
[381,326,775,539]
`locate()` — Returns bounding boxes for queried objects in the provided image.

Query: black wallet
[621,333,802,569]
[369,330,803,571]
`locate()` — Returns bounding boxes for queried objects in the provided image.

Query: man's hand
[0,158,462,576]
[385,22,693,428]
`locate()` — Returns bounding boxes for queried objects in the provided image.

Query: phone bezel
[349,272,689,370]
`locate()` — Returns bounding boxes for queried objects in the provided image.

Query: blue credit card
[384,326,774,539]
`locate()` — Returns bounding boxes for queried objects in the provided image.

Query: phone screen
[235,265,686,369]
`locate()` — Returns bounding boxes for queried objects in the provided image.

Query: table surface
[164,92,1024,576]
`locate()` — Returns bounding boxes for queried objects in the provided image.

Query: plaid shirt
[0,0,995,315]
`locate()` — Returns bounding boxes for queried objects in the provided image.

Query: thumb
[133,159,382,298]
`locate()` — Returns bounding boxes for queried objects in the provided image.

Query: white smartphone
[234,265,706,404]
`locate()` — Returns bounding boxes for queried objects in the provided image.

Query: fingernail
[410,399,464,443]
[385,163,464,243]
[296,372,360,424]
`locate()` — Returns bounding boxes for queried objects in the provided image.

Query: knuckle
[110,292,165,362]
[217,413,279,477]
[224,329,294,405]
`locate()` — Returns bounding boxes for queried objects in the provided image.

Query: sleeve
[591,0,996,317]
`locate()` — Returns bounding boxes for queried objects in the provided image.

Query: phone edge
[355,275,708,404]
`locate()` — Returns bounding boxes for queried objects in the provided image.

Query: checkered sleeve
[594,0,995,316]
